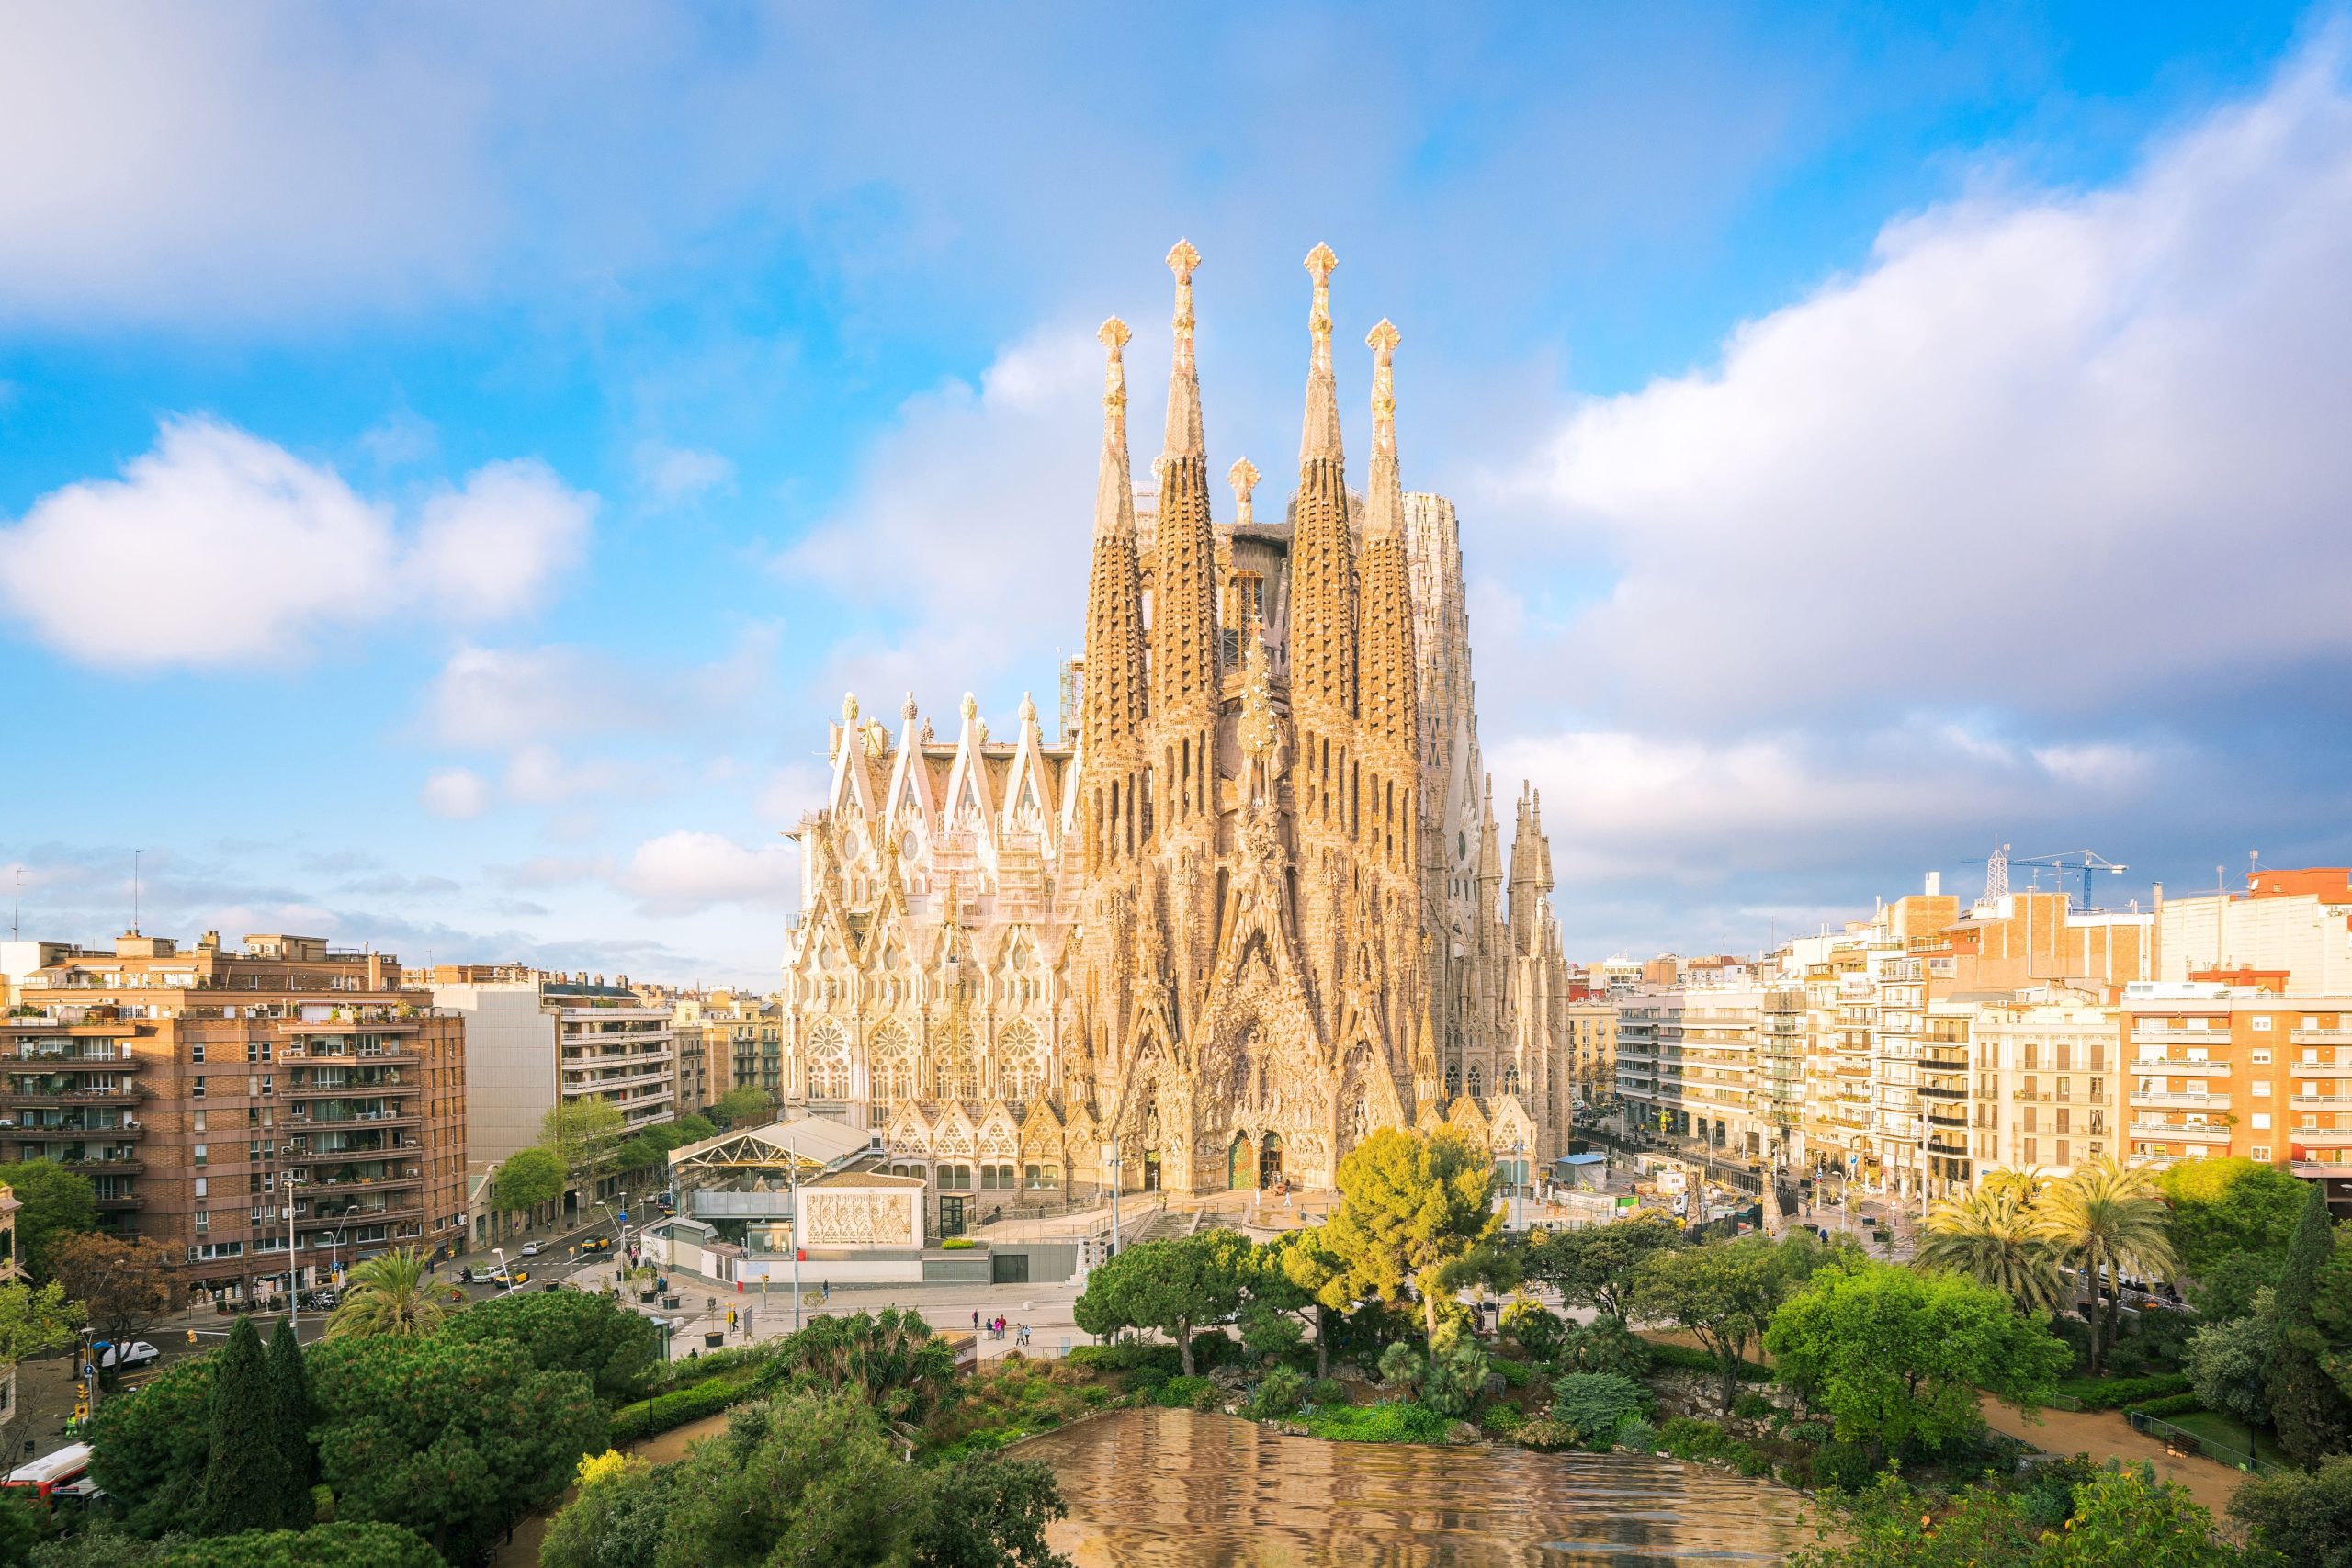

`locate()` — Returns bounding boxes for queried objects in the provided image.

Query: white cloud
[1500,37,2352,727]
[754,763,830,828]
[632,440,736,509]
[421,627,778,751]
[419,767,492,820]
[783,323,1104,702]
[616,830,795,915]
[0,416,594,670]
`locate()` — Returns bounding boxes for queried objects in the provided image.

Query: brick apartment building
[0,932,467,1303]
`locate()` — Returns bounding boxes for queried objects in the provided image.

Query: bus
[5,1442,96,1506]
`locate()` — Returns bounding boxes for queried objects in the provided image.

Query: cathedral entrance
[1227,1134,1252,1191]
[1259,1134,1284,1189]
[1142,1151,1161,1191]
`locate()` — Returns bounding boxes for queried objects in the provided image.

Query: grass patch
[2159,1408,2293,1469]
[2048,1371,2191,1410]
[1292,1401,1456,1445]
[920,1355,1125,1460]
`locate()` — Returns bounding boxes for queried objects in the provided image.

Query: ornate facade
[779,244,1574,1209]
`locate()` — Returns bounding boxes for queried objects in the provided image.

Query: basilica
[777,243,1579,1216]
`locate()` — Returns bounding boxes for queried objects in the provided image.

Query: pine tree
[266,1317,316,1529]
[2266,1182,2352,1465]
[198,1316,290,1535]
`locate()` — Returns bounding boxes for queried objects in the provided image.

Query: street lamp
[1104,1137,1123,1255]
[1510,1137,1525,1232]
[278,1145,306,1334]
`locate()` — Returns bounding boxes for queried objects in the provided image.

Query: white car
[520,1241,546,1258]
[96,1341,159,1371]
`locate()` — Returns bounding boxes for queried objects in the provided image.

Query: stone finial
[1367,319,1400,457]
[1019,691,1037,725]
[1227,457,1260,527]
[1097,317,1131,447]
[960,692,978,723]
[842,692,859,724]
[901,692,919,722]
[1164,242,1204,457]
[1305,243,1338,373]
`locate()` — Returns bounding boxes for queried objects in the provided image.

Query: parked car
[520,1241,547,1258]
[96,1341,159,1371]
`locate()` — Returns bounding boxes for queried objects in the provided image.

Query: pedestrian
[973,1309,980,1332]
[822,1279,831,1301]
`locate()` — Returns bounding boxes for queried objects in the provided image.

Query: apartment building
[1564,998,1617,1108]
[1,932,467,1302]
[1957,986,2116,1180]
[2117,981,2352,1197]
[2157,868,2352,991]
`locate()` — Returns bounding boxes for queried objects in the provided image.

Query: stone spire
[1227,457,1259,528]
[1163,239,1204,458]
[1356,318,1419,871]
[1083,316,1148,865]
[1288,243,1358,739]
[1299,243,1344,464]
[1152,240,1221,732]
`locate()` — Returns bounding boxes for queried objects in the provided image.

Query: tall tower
[1082,317,1148,872]
[1148,239,1222,1038]
[1357,319,1419,880]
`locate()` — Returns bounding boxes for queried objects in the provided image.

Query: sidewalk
[1979,1397,2248,1519]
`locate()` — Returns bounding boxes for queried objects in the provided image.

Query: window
[2254,1048,2272,1065]
[193,1144,208,1167]
[190,1043,206,1065]
[2252,1145,2273,1162]
[193,1210,209,1234]
[2055,1139,2070,1166]
[2255,1080,2273,1096]
[937,1164,972,1190]
[2253,1016,2274,1032]
[1024,1164,1061,1190]
[191,1076,206,1100]
[2254,1112,2273,1130]
[980,1163,1017,1190]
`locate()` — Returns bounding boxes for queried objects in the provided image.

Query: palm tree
[770,1306,955,1440]
[1979,1165,2048,1207]
[1918,1187,2064,1314]
[325,1247,449,1340]
[2034,1157,2178,1374]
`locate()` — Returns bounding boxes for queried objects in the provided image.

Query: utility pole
[1107,1136,1122,1255]
[281,1156,307,1335]
[787,1134,802,1332]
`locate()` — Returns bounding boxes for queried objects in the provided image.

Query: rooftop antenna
[131,849,142,935]
[11,867,19,940]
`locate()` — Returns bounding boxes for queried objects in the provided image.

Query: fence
[2124,1410,2288,1476]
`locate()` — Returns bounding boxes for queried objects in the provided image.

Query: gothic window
[935,1030,978,1101]
[1466,1064,1484,1100]
[807,1021,852,1100]
[999,1021,1046,1103]
[1502,1064,1521,1098]
[1444,1063,1461,1099]
[871,1023,915,1109]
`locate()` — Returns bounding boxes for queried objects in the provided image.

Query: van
[6,1443,94,1506]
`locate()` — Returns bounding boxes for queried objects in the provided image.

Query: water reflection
[1025,1408,1815,1568]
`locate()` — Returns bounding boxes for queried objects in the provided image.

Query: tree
[0,1489,43,1568]
[2161,1156,2308,1321]
[1072,1230,1250,1377]
[1633,1234,1807,1414]
[2267,1181,2352,1465]
[1765,1260,2071,1461]
[0,1279,80,1456]
[911,1453,1075,1568]
[87,1354,216,1538]
[2232,1451,2352,1568]
[324,1248,446,1340]
[540,1451,673,1568]
[1318,1128,1500,1343]
[1523,1213,1681,1326]
[490,1147,563,1225]
[708,1088,774,1130]
[440,1287,660,1406]
[307,1333,604,1562]
[1270,1226,1351,1380]
[0,1161,98,1280]
[156,1522,443,1567]
[1917,1188,2064,1315]
[770,1307,956,1435]
[649,1391,927,1568]
[673,1113,718,1145]
[2035,1158,2177,1375]
[2186,1297,2275,1430]
[51,1232,177,1381]
[541,1100,629,1200]
[265,1320,314,1529]
[198,1319,292,1537]
[1787,1470,2236,1568]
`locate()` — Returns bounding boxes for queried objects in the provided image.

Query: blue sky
[4,2,2348,985]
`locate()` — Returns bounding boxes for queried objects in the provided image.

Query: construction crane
[1962,846,2128,913]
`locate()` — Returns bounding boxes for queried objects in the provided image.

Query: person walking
[973,1309,981,1332]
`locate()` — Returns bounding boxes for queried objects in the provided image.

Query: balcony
[2294,1128,2352,1147]
[2292,1161,2352,1178]
[1917,1084,1967,1100]
[91,1190,140,1210]
[288,1111,420,1134]
[278,1016,422,1036]
[2293,1093,2352,1109]
[0,1083,147,1107]
[2132,1060,2232,1077]
[1927,1110,1969,1129]
[2132,1025,2228,1044]
[282,1043,420,1066]
[2291,1028,2352,1043]
[2132,1092,2232,1111]
[2290,1063,2350,1078]
[2128,1121,2232,1145]
[51,1156,147,1175]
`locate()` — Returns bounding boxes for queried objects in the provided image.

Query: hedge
[1643,1340,1773,1383]
[2049,1372,2191,1410]
[610,1371,762,1442]
[2129,1392,2207,1419]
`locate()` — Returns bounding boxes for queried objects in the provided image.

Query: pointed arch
[999,1019,1046,1103]
[808,1019,852,1100]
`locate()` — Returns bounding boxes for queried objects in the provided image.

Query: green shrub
[1732,1392,1775,1420]
[1295,1402,1454,1444]
[1242,1366,1306,1420]
[1306,1378,1346,1407]
[1377,1342,1424,1389]
[1156,1375,1217,1411]
[1783,1420,1832,1445]
[1644,1339,1770,1382]
[1476,1403,1525,1437]
[1515,1416,1576,1450]
[2050,1371,2191,1410]
[1549,1374,1649,1450]
[1813,1441,1877,1492]
[939,1237,979,1249]
[609,1373,756,1442]
[1489,1357,1535,1388]
[1557,1318,1655,1379]
[1727,1442,1773,1476]
[1657,1416,1728,1461]
[1501,1301,1566,1361]
[1613,1416,1657,1453]
[2129,1392,2206,1419]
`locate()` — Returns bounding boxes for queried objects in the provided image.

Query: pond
[1024,1407,1817,1567]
